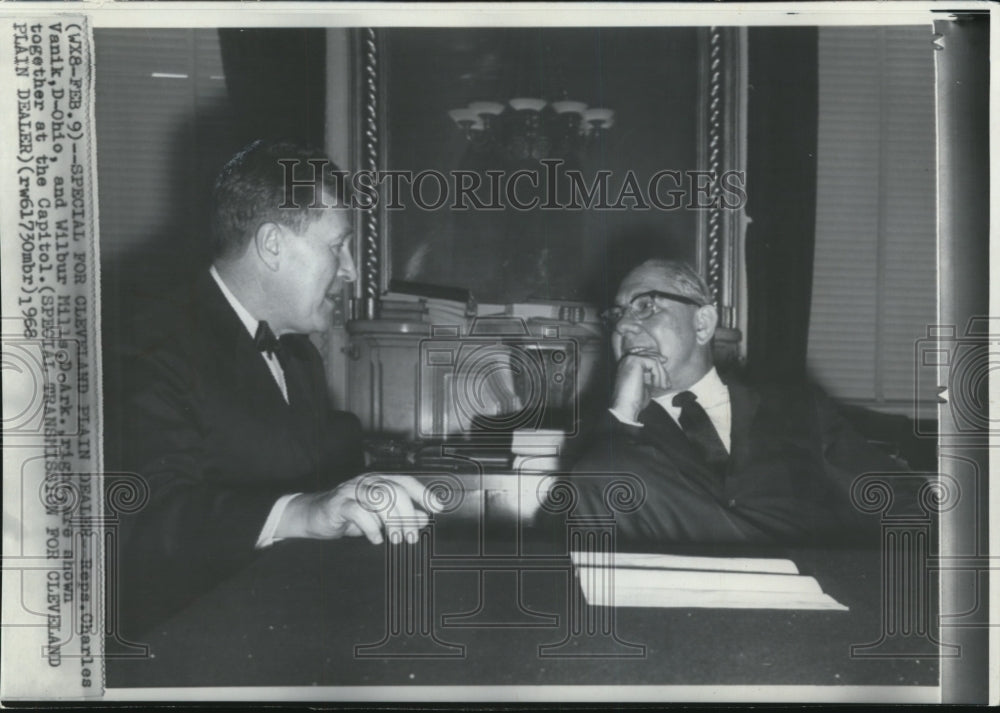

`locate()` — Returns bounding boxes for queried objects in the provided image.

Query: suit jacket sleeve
[120,345,284,575]
[561,385,914,546]
[300,338,365,485]
[110,277,367,634]
[809,385,913,531]
[558,412,751,544]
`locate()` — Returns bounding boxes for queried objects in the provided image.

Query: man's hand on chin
[610,349,671,423]
[275,474,439,545]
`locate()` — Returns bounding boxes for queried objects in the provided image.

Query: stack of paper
[571,551,848,611]
[510,429,564,473]
[512,453,561,473]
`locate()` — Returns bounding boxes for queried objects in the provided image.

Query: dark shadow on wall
[101,28,327,461]
[102,28,328,311]
[581,224,696,310]
[744,27,819,384]
[100,102,243,357]
[218,28,327,148]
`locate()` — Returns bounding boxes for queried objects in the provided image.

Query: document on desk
[571,551,849,611]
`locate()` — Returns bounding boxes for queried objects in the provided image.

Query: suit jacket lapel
[195,274,291,411]
[638,400,723,493]
[196,274,324,472]
[725,380,760,480]
[279,337,326,471]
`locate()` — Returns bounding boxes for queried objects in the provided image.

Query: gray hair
[638,259,714,306]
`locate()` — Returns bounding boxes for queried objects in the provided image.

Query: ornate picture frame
[353,26,746,351]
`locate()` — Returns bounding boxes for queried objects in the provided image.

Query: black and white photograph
[0,1,995,705]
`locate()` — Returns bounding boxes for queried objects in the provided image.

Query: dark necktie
[254,320,283,360]
[672,391,729,477]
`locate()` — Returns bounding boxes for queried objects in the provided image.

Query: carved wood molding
[359,28,381,319]
[697,27,747,341]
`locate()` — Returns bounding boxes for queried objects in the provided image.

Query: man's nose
[614,314,643,336]
[338,243,357,283]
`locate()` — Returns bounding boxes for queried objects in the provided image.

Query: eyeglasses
[600,290,705,326]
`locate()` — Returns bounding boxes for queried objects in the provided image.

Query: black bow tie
[254,320,283,358]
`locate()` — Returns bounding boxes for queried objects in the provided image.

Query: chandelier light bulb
[508,97,548,112]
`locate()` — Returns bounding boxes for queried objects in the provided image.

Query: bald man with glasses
[568,259,900,546]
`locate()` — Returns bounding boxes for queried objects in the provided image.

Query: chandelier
[448,98,614,162]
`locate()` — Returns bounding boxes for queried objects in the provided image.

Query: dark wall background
[744,27,819,382]
[219,28,327,150]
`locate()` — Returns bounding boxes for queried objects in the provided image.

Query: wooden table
[107,511,939,690]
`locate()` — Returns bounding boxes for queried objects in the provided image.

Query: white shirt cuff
[255,493,301,549]
[608,407,644,428]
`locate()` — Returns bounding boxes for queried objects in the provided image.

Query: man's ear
[253,222,282,271]
[693,304,719,345]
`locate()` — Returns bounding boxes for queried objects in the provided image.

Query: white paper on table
[572,554,849,611]
[581,583,849,611]
[570,551,801,575]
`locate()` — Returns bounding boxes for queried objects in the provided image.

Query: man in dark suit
[112,140,432,633]
[568,259,899,545]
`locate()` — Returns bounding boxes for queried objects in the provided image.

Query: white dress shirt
[209,266,288,403]
[209,266,299,549]
[610,366,732,453]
